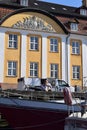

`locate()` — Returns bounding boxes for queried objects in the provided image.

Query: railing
[0,90,64,101]
[0,89,87,101]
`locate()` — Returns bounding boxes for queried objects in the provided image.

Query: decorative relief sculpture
[12,16,55,32]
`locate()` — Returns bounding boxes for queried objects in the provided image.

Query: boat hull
[0,104,68,130]
[0,96,70,130]
[0,96,82,130]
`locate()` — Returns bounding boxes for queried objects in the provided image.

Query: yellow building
[0,0,87,89]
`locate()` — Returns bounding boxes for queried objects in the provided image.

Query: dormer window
[20,0,28,6]
[80,9,87,15]
[70,23,78,31]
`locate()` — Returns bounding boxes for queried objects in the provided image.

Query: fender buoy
[63,87,72,105]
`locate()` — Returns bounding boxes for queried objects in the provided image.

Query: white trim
[67,38,70,84]
[21,34,27,77]
[42,35,47,78]
[0,31,5,82]
[61,37,66,81]
[82,39,87,86]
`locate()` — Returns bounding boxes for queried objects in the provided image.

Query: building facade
[0,0,87,89]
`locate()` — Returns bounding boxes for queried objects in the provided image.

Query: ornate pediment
[12,16,56,32]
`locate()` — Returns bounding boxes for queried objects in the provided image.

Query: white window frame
[30,36,38,50]
[8,34,17,48]
[20,0,28,6]
[50,64,58,78]
[70,23,78,31]
[8,61,17,76]
[80,9,87,15]
[72,66,80,79]
[50,38,58,52]
[72,41,80,54]
[30,62,38,77]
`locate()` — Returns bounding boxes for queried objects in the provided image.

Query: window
[8,34,17,48]
[70,23,78,31]
[30,62,38,77]
[50,38,58,52]
[72,41,80,54]
[8,61,17,76]
[20,0,28,6]
[80,9,87,15]
[30,36,38,50]
[50,64,58,78]
[58,80,69,87]
[72,66,80,79]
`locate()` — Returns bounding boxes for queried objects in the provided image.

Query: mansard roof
[0,0,82,18]
[0,8,69,34]
[0,0,87,35]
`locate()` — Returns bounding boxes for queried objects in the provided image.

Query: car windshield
[58,80,68,87]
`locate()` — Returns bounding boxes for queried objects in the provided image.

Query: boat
[64,91,87,130]
[64,103,87,130]
[64,112,87,130]
[0,89,85,130]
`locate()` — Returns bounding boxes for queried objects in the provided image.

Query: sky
[42,0,82,7]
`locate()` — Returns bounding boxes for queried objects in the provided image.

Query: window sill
[49,51,59,53]
[71,53,80,56]
[72,78,80,80]
[7,48,18,49]
[6,75,17,78]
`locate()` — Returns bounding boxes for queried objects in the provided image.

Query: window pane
[14,35,17,40]
[31,37,34,42]
[72,42,75,47]
[8,34,17,48]
[8,61,17,76]
[14,42,17,48]
[35,64,37,69]
[72,41,80,54]
[71,23,78,31]
[13,69,16,75]
[30,70,33,76]
[30,62,38,77]
[35,44,38,50]
[35,37,38,42]
[30,36,38,50]
[13,62,16,68]
[8,62,12,68]
[8,69,11,75]
[50,38,58,52]
[72,66,80,79]
[50,64,58,78]
[9,34,12,40]
[35,71,37,76]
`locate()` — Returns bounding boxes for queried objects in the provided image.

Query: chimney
[82,0,87,7]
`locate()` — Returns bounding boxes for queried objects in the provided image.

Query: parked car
[56,79,75,92]
[48,79,75,92]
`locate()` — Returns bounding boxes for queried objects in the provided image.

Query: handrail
[0,90,64,101]
[0,89,86,101]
